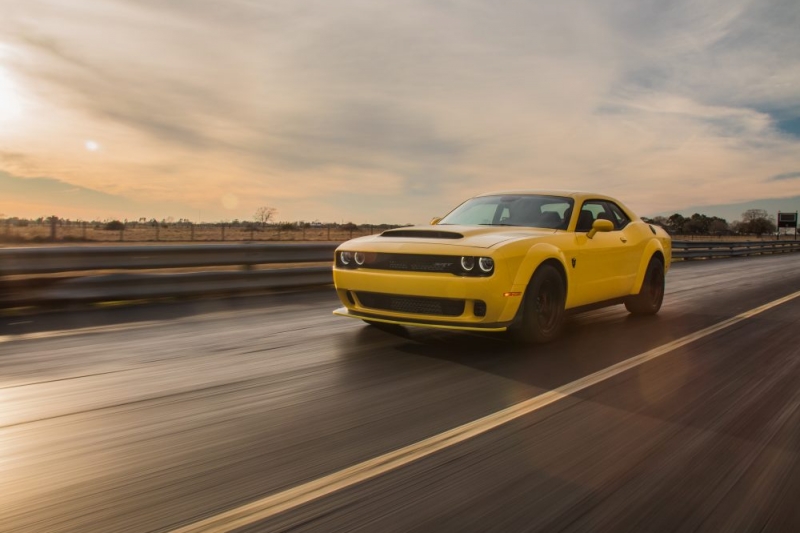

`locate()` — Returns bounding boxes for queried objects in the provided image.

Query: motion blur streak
[171,290,800,533]
[2,254,800,532]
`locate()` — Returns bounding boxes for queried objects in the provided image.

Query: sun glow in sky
[1,0,800,223]
[0,67,23,123]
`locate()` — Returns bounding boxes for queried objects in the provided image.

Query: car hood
[360,225,558,249]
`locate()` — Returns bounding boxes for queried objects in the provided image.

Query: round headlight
[354,252,365,265]
[340,251,353,265]
[478,257,494,273]
[460,256,475,271]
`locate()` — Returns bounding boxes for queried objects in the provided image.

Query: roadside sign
[778,212,798,228]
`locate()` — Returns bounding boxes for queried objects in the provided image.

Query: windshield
[439,195,574,229]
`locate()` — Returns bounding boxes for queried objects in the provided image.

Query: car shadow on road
[372,307,706,393]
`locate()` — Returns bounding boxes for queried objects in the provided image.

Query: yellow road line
[171,289,800,532]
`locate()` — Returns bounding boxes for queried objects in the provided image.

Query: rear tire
[515,264,566,344]
[625,257,664,315]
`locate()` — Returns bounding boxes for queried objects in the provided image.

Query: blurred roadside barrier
[0,243,336,306]
[671,240,800,260]
[0,241,798,307]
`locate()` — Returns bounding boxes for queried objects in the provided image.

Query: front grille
[356,292,465,317]
[361,253,460,274]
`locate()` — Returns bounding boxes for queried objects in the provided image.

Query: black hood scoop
[380,229,464,239]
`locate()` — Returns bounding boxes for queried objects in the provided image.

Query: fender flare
[631,240,666,294]
[511,243,570,293]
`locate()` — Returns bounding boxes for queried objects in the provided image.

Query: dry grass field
[0,222,795,247]
[0,222,386,246]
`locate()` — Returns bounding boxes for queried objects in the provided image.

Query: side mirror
[587,219,614,239]
[430,217,442,225]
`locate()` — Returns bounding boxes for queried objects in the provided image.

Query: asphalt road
[1,254,799,532]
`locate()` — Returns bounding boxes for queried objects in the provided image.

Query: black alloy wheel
[516,264,566,344]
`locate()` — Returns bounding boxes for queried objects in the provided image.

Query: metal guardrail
[0,243,337,306]
[1,240,798,306]
[0,243,338,275]
[671,240,800,260]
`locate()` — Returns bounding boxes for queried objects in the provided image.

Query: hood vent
[380,229,464,239]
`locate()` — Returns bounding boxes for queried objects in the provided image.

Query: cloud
[0,170,205,220]
[0,170,135,217]
[768,171,800,181]
[1,0,799,223]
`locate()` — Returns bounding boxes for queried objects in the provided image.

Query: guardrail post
[327,225,331,240]
[221,225,226,241]
[50,216,58,241]
[119,224,124,242]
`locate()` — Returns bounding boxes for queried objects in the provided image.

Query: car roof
[475,190,615,201]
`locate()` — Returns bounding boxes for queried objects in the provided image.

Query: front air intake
[356,292,465,316]
[380,230,463,239]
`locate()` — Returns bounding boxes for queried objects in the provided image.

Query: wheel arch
[537,258,567,292]
[511,243,569,299]
[511,255,569,343]
[631,242,666,294]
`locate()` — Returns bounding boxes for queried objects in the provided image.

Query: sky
[1,0,799,224]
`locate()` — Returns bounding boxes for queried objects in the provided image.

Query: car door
[605,201,641,294]
[570,200,634,304]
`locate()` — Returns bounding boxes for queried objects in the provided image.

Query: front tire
[625,257,664,315]
[515,264,566,344]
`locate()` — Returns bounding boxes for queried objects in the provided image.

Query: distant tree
[681,213,706,235]
[104,220,125,231]
[708,218,730,236]
[741,209,769,223]
[666,213,685,234]
[254,206,277,227]
[737,209,776,236]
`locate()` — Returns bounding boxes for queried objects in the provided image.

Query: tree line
[0,207,787,237]
[643,209,780,237]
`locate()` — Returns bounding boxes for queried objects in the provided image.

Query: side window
[605,202,631,230]
[576,200,626,232]
[575,201,606,232]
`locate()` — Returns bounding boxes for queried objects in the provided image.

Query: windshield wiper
[479,223,520,226]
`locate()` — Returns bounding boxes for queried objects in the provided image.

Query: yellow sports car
[333,191,671,342]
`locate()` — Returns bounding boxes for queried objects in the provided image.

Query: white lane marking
[170,289,800,533]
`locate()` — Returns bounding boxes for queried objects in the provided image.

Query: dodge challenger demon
[333,191,671,343]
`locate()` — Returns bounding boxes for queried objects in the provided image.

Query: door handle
[620,237,628,243]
